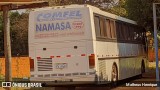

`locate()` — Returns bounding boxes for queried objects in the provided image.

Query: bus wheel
[141,60,145,73]
[111,63,118,87]
[139,60,145,78]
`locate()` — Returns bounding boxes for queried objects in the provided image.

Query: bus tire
[141,60,145,73]
[111,63,118,87]
[139,60,145,78]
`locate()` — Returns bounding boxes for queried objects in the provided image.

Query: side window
[138,27,143,41]
[110,20,116,39]
[94,14,116,40]
[106,19,111,38]
[100,17,106,37]
[122,23,126,40]
[125,24,130,40]
[119,23,124,40]
[115,21,145,43]
[116,22,121,39]
[116,22,132,41]
[128,25,132,40]
[130,25,135,41]
[94,16,101,37]
[133,26,138,40]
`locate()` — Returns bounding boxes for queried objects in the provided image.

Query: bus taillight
[37,57,41,59]
[30,58,34,71]
[89,54,95,69]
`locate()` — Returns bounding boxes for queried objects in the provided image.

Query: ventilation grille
[98,60,107,81]
[37,58,53,71]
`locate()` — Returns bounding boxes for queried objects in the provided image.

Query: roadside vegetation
[148,62,160,69]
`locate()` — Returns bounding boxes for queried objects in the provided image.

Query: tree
[43,0,116,6]
[10,12,29,56]
[106,0,127,17]
[124,0,160,47]
[0,13,4,56]
[0,11,29,57]
[125,0,153,28]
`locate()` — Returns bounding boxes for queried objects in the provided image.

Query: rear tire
[111,63,118,87]
[139,60,145,78]
[141,60,145,73]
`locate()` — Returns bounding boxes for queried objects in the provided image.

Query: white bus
[28,4,148,85]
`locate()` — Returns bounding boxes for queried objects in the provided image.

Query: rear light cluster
[29,57,34,71]
[89,54,95,69]
[37,57,41,59]
[50,56,54,58]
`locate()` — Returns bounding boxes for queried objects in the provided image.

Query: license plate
[55,63,67,69]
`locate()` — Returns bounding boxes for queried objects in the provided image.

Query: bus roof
[32,4,137,25]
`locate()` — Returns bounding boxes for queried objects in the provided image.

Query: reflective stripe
[37,57,41,59]
[81,54,86,56]
[50,56,54,58]
[66,55,71,57]
[33,72,95,78]
[56,56,61,58]
[38,53,93,59]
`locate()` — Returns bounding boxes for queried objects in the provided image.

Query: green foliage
[0,11,28,56]
[123,0,160,47]
[42,0,81,6]
[125,0,154,28]
[106,0,159,31]
[106,0,127,17]
[10,12,29,56]
[43,0,115,6]
[0,13,3,56]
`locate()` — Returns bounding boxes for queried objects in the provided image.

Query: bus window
[106,19,111,38]
[119,23,124,40]
[128,25,132,40]
[100,17,106,37]
[122,23,126,40]
[94,16,101,37]
[130,25,135,41]
[110,20,116,39]
[133,27,139,41]
[138,28,143,41]
[116,22,120,39]
[125,25,130,40]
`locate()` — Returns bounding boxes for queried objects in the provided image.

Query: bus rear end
[29,6,96,84]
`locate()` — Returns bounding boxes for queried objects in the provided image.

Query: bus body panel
[118,43,147,80]
[29,7,93,43]
[89,4,147,82]
[29,6,96,82]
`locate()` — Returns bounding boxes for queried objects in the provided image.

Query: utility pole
[0,1,49,90]
[153,3,160,89]
[2,5,12,82]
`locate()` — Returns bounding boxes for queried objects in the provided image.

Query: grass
[148,62,160,70]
